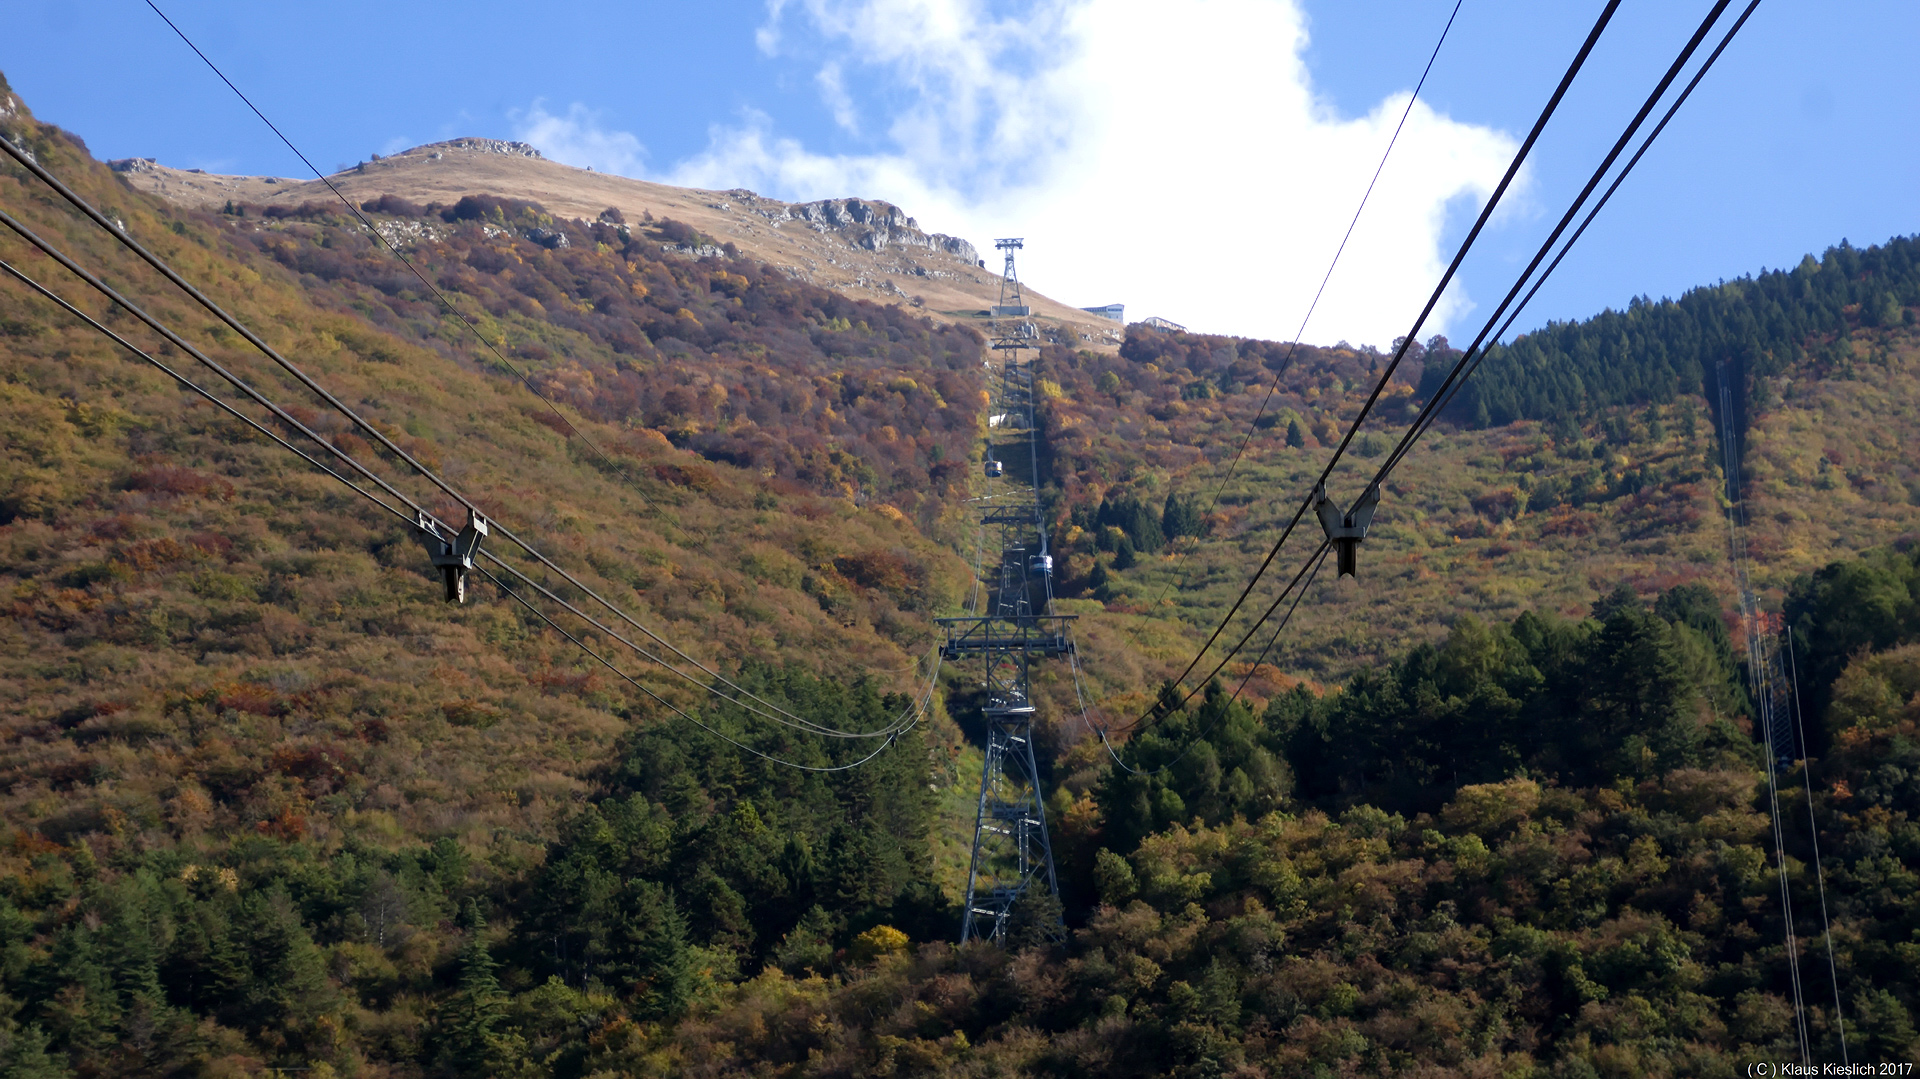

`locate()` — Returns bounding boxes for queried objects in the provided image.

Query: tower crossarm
[934,615,1076,659]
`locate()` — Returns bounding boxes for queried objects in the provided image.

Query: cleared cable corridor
[1718,363,1811,1062]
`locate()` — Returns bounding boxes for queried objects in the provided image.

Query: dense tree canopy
[1434,236,1920,430]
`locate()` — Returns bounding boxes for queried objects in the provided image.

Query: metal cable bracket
[1314,482,1380,578]
[420,510,489,603]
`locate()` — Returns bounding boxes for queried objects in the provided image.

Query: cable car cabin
[1029,553,1053,576]
[984,459,1004,478]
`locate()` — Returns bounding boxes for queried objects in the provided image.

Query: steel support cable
[1760,649,1812,1062]
[1118,0,1622,735]
[0,207,440,520]
[1081,543,1329,777]
[0,205,915,743]
[0,256,410,527]
[1130,0,1745,737]
[1138,0,1463,619]
[0,135,476,514]
[1788,626,1849,1061]
[3,148,921,737]
[1118,534,1333,742]
[1367,0,1753,494]
[476,549,926,740]
[1,242,933,772]
[1225,544,1331,711]
[1139,537,1333,732]
[0,145,909,739]
[1403,0,1761,466]
[140,0,701,556]
[479,565,936,773]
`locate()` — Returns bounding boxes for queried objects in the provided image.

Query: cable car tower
[992,237,1031,318]
[940,238,1069,944]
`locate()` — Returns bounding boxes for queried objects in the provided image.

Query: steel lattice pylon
[942,276,1069,943]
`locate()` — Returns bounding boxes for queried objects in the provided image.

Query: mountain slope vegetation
[3,72,1920,1075]
[0,86,980,1075]
[1026,238,1920,768]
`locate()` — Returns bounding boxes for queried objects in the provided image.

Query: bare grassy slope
[113,140,1125,349]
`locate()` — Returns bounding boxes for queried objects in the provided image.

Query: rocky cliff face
[728,191,979,263]
[415,138,544,160]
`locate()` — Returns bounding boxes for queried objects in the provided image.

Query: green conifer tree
[614,881,692,1021]
[438,901,509,1075]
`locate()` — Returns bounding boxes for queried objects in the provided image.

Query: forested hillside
[1437,236,1920,432]
[4,70,1920,1076]
[1024,235,1920,755]
[0,85,979,1076]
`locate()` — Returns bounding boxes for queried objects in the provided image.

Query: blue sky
[6,1,1916,347]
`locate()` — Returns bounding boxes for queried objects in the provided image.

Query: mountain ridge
[4,71,1920,1074]
[106,138,1128,351]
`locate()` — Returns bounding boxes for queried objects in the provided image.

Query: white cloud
[816,62,860,133]
[526,0,1522,345]
[510,101,649,176]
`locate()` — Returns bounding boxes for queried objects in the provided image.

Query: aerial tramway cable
[0,196,924,753]
[1787,626,1850,1064]
[1717,364,1811,1062]
[0,256,409,517]
[1068,0,1461,757]
[1132,0,1754,738]
[0,207,435,517]
[484,560,941,774]
[0,233,937,768]
[1136,0,1463,622]
[1367,0,1754,494]
[1114,0,1625,736]
[140,0,705,559]
[0,137,925,740]
[139,3,945,742]
[0,136,883,737]
[1079,541,1330,777]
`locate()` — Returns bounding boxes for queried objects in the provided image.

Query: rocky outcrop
[413,139,544,160]
[660,243,727,260]
[743,196,978,263]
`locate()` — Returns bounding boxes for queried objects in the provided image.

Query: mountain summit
[109,138,1125,349]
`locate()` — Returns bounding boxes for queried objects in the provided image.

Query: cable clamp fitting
[1313,481,1381,578]
[419,509,489,604]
